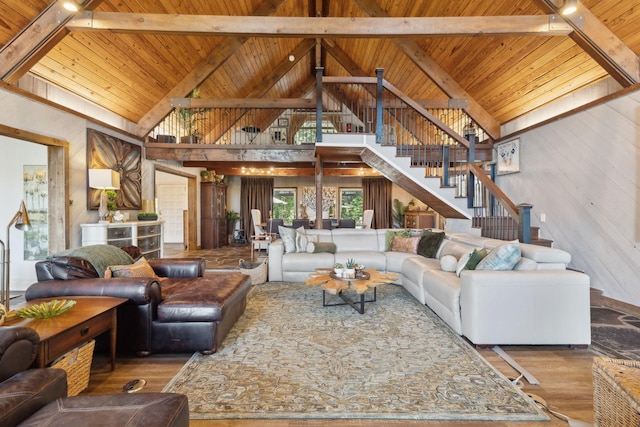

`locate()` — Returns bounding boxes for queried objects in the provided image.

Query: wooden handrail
[468,162,519,220]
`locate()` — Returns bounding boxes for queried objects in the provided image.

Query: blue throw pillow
[475,242,521,271]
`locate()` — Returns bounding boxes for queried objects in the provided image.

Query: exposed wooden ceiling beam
[135,0,288,136]
[67,13,573,38]
[0,0,104,84]
[353,0,501,140]
[171,98,316,109]
[533,0,640,86]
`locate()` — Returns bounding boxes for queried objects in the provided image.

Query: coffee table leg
[323,287,376,314]
[110,309,117,371]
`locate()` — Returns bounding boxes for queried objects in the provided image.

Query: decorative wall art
[23,165,48,260]
[495,138,520,175]
[87,129,142,210]
[301,186,337,218]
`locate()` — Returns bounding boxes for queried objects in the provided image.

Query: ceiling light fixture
[288,55,295,62]
[562,0,577,16]
[63,1,80,12]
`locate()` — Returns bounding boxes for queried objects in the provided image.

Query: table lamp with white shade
[88,168,121,223]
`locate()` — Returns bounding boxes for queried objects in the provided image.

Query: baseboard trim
[591,288,640,318]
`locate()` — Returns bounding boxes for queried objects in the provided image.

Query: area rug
[591,306,640,360]
[163,282,547,421]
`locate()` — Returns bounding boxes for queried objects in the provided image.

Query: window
[294,120,337,145]
[273,188,296,225]
[339,188,363,226]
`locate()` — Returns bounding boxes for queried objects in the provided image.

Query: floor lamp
[0,200,32,311]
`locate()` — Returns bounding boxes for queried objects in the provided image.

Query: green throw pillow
[417,231,445,258]
[308,241,337,253]
[385,229,410,251]
[455,248,488,277]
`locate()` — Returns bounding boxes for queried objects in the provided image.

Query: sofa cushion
[386,251,420,274]
[106,257,158,278]
[282,252,335,272]
[335,252,387,272]
[417,230,445,258]
[157,274,250,322]
[391,236,420,253]
[476,241,521,271]
[332,229,380,252]
[385,229,410,251]
[401,256,441,286]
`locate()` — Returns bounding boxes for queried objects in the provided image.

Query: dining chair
[363,209,374,229]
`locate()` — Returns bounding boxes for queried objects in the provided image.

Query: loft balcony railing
[148,70,532,242]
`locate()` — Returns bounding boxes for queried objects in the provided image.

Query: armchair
[0,326,188,427]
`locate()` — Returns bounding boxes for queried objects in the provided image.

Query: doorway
[154,165,198,250]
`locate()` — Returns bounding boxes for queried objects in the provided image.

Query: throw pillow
[106,257,158,278]
[295,229,318,253]
[391,236,421,254]
[476,242,521,271]
[385,229,410,251]
[440,255,458,272]
[417,230,445,258]
[278,226,297,253]
[307,241,337,254]
[455,248,488,277]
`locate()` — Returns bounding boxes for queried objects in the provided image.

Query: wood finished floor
[85,243,599,426]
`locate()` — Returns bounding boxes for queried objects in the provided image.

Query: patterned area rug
[591,307,640,360]
[163,282,547,421]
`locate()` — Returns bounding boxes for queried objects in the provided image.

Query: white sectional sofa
[267,228,591,346]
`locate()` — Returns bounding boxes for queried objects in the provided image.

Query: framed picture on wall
[495,138,520,175]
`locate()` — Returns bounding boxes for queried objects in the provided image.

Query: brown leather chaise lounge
[0,326,189,427]
[24,245,252,356]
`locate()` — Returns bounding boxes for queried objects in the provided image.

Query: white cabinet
[81,221,164,259]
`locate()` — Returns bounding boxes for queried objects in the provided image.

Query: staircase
[319,73,550,245]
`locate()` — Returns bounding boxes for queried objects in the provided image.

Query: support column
[316,67,324,143]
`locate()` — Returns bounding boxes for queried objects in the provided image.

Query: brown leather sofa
[25,253,252,356]
[0,326,189,427]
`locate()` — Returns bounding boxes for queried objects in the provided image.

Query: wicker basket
[239,258,268,285]
[51,339,95,396]
[593,356,640,427]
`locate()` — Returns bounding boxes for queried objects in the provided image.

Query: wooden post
[517,203,533,243]
[316,67,324,143]
[315,153,323,228]
[375,68,384,144]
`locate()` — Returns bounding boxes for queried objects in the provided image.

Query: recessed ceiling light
[288,55,295,62]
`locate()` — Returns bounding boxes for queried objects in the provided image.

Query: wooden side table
[4,296,127,371]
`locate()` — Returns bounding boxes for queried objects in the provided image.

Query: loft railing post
[316,67,324,143]
[489,162,496,216]
[442,145,450,187]
[375,68,384,144]
[517,203,533,243]
[464,124,477,209]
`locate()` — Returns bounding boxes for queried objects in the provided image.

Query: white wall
[497,89,640,306]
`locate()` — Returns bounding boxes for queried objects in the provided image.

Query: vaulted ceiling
[1,0,639,174]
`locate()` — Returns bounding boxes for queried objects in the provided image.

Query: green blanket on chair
[51,245,134,278]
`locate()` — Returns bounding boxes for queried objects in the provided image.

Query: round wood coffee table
[305,268,398,314]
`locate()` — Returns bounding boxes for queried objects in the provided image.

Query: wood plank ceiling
[1,0,639,176]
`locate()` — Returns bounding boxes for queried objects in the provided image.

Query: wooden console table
[4,296,127,371]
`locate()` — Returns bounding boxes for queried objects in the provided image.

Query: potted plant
[105,190,118,221]
[345,258,356,278]
[333,262,344,276]
[179,87,205,144]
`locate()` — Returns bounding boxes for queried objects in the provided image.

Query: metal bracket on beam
[549,12,583,31]
[68,11,93,28]
[171,98,191,108]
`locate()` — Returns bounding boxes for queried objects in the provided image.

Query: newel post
[517,203,533,243]
[316,67,324,143]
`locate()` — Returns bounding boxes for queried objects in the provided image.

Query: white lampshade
[89,169,120,190]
